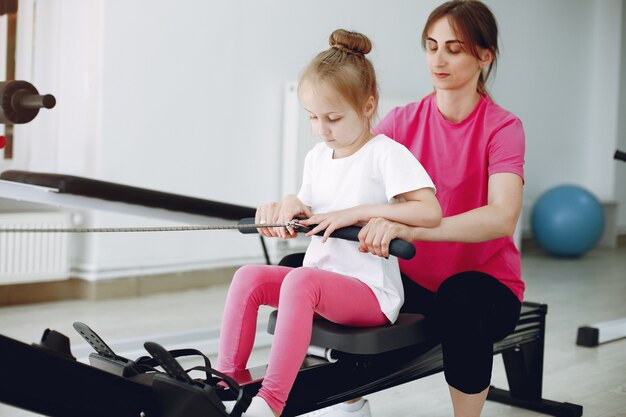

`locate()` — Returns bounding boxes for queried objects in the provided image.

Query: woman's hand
[300,208,361,242]
[357,217,414,258]
[256,195,312,239]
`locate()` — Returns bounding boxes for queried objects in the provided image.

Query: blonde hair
[299,29,379,123]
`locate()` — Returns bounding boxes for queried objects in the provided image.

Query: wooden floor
[0,245,625,417]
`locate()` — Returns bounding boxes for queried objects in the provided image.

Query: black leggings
[401,271,522,394]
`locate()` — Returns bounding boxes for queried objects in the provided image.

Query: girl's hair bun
[329,29,372,55]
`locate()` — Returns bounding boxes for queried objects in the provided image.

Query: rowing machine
[0,171,583,417]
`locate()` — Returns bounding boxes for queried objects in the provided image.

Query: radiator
[0,211,72,284]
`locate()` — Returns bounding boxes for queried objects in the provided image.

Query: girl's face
[299,80,374,158]
[425,17,490,94]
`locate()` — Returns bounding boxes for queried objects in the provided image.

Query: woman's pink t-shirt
[374,94,525,301]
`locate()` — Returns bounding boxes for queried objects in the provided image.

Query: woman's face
[425,17,488,94]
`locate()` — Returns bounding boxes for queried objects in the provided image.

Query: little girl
[217,29,441,417]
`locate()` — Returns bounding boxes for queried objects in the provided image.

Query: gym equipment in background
[0,80,56,124]
[0,80,55,155]
[531,184,605,257]
[576,149,626,347]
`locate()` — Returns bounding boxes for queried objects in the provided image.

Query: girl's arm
[358,173,522,257]
[300,187,441,242]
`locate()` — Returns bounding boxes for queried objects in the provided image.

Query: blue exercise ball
[531,185,605,257]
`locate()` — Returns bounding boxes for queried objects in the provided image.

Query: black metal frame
[241,302,582,417]
[0,302,582,417]
[0,333,159,417]
[487,303,582,417]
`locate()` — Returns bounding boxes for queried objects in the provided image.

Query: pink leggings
[216,265,388,414]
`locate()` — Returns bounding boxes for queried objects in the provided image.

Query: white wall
[617,0,626,233]
[1,0,624,279]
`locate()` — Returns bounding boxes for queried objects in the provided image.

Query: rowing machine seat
[267,311,426,355]
[270,252,427,355]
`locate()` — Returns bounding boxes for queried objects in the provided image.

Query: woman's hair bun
[329,29,372,55]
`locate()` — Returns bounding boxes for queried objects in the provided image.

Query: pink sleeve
[373,108,398,141]
[488,118,525,181]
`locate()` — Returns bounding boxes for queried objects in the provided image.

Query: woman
[357,1,525,416]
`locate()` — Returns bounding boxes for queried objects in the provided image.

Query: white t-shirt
[297,134,436,323]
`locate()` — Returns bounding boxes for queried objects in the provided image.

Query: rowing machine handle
[237,217,416,260]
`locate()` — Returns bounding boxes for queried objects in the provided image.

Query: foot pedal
[144,341,196,384]
[73,322,118,359]
[144,341,233,417]
[73,321,142,377]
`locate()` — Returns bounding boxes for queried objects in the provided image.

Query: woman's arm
[416,173,522,242]
[358,173,522,257]
[300,187,441,242]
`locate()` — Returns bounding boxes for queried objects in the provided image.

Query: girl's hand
[300,208,361,242]
[255,201,282,238]
[357,217,413,258]
[256,195,312,239]
[276,195,313,239]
